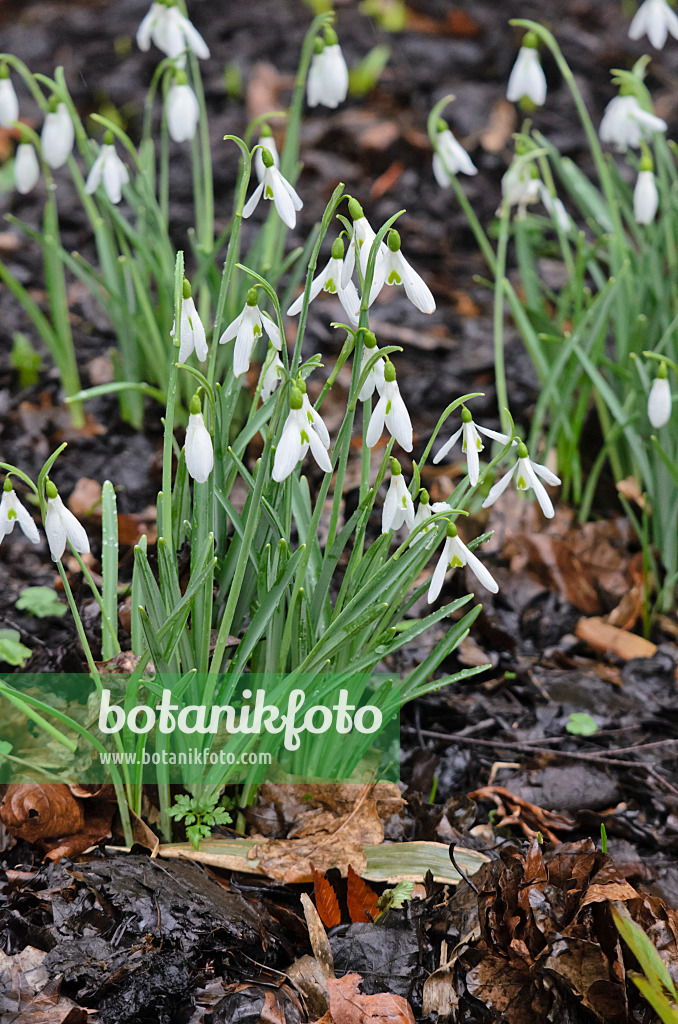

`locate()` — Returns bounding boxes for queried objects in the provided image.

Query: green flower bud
[48,95,59,114]
[363,330,377,349]
[383,360,396,383]
[290,386,303,410]
[314,37,325,55]
[658,360,668,380]
[324,26,338,46]
[446,521,458,538]
[461,406,472,424]
[348,197,364,220]
[3,476,13,492]
[0,64,10,81]
[182,278,192,300]
[522,30,539,49]
[387,229,401,253]
[261,147,274,168]
[331,237,345,260]
[437,118,448,133]
[260,123,272,137]
[246,287,258,306]
[189,394,202,415]
[390,457,402,476]
[46,480,58,499]
[175,69,188,86]
[103,129,115,146]
[517,441,529,459]
[419,488,430,505]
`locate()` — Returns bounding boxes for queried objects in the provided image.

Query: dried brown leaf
[347,864,380,924]
[312,863,342,929]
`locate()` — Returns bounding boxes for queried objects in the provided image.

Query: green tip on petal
[348,197,364,220]
[331,237,344,260]
[48,95,59,113]
[419,488,429,505]
[522,30,539,49]
[103,129,115,146]
[290,386,303,410]
[182,278,192,300]
[517,441,529,459]
[261,147,274,168]
[246,287,258,306]
[0,64,9,80]
[363,330,377,349]
[437,118,448,133]
[324,26,338,46]
[46,480,58,499]
[314,37,325,54]
[461,406,472,424]
[189,394,202,415]
[658,360,668,380]
[390,457,402,476]
[383,360,396,383]
[387,229,401,253]
[3,476,13,492]
[446,521,458,538]
[175,69,188,85]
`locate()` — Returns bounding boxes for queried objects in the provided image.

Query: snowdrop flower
[219,288,282,377]
[382,459,415,533]
[506,32,546,107]
[366,360,413,451]
[307,27,349,109]
[137,0,209,64]
[85,131,129,204]
[482,441,560,518]
[629,0,678,49]
[243,147,303,229]
[260,349,285,402]
[272,386,332,482]
[433,406,510,485]
[358,330,386,402]
[41,98,74,170]
[371,229,435,313]
[341,198,387,298]
[173,278,207,363]
[254,126,279,182]
[428,521,498,603]
[634,149,659,224]
[599,91,667,151]
[184,395,213,483]
[14,143,40,195]
[0,479,39,545]
[501,157,542,215]
[0,64,19,128]
[538,184,573,232]
[648,363,672,427]
[432,118,477,186]
[44,481,90,562]
[287,237,360,325]
[410,489,435,542]
[167,72,199,142]
[297,379,331,450]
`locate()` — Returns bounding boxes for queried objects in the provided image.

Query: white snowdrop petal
[243,181,264,219]
[399,256,436,314]
[464,544,499,593]
[185,413,213,482]
[136,4,157,49]
[648,376,672,427]
[0,79,19,128]
[464,423,481,486]
[530,460,561,487]
[428,539,452,604]
[45,502,68,561]
[481,463,518,508]
[219,312,243,345]
[273,420,303,482]
[522,461,555,517]
[341,236,356,289]
[85,152,105,195]
[433,425,463,464]
[634,169,659,224]
[15,143,40,195]
[269,168,297,228]
[261,311,282,350]
[13,497,40,544]
[384,385,413,452]
[366,395,387,448]
[507,47,546,106]
[179,12,210,59]
[308,427,332,473]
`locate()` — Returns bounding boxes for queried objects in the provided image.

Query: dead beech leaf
[67,477,102,519]
[1,974,87,1023]
[321,972,415,1024]
[301,892,335,980]
[480,99,517,153]
[0,784,84,843]
[575,617,657,660]
[312,863,342,929]
[466,954,549,1024]
[347,864,380,924]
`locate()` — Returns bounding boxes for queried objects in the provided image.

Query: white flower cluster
[0,477,90,563]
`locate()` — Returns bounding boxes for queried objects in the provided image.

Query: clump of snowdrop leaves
[14,141,40,195]
[366,359,413,452]
[648,362,672,428]
[634,147,659,225]
[44,480,90,562]
[0,63,19,128]
[372,229,436,314]
[482,440,561,518]
[85,130,129,205]
[167,70,200,143]
[307,26,349,109]
[41,96,74,170]
[0,478,39,546]
[432,117,477,186]
[220,287,282,377]
[272,385,331,482]
[506,31,547,107]
[184,394,213,483]
[287,237,360,325]
[628,0,678,49]
[382,459,415,534]
[173,278,207,363]
[244,147,303,230]
[427,521,498,603]
[599,86,667,151]
[137,0,209,64]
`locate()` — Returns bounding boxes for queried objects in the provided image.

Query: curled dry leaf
[312,972,415,1024]
[0,784,84,843]
[346,864,380,924]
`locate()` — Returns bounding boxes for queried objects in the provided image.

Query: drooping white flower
[538,184,573,231]
[411,489,435,543]
[243,147,303,229]
[272,385,332,482]
[44,481,90,561]
[167,74,200,142]
[341,198,387,298]
[137,1,210,63]
[634,150,659,224]
[506,33,547,107]
[287,237,360,325]
[0,64,19,128]
[433,406,512,486]
[41,99,74,170]
[432,118,477,186]
[260,349,285,401]
[254,129,279,182]
[428,521,498,603]
[371,229,435,313]
[184,396,213,483]
[307,28,349,109]
[629,0,678,49]
[500,156,542,215]
[366,360,413,452]
[85,131,129,204]
[172,279,208,363]
[482,441,560,518]
[14,143,40,195]
[382,458,415,534]
[648,364,672,427]
[219,288,282,377]
[599,92,667,151]
[0,480,39,545]
[357,330,386,402]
